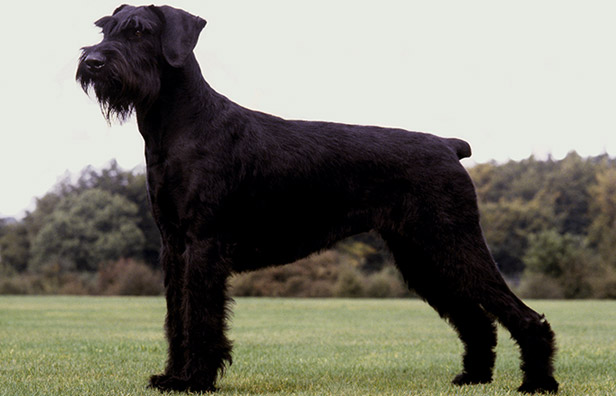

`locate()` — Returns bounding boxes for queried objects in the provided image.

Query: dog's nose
[84,53,106,70]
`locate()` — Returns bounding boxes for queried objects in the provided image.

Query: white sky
[1,1,616,218]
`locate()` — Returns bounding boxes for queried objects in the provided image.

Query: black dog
[77,5,558,394]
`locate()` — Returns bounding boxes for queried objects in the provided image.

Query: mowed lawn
[0,297,614,396]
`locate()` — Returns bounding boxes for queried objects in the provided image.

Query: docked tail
[446,138,472,160]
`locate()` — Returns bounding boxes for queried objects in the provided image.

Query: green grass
[0,297,614,395]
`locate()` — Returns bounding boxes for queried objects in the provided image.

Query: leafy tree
[39,161,161,268]
[588,166,616,268]
[0,221,30,273]
[22,193,63,240]
[469,156,555,203]
[470,151,605,277]
[70,161,160,267]
[29,189,145,273]
[545,152,596,235]
[479,196,554,276]
[522,229,595,298]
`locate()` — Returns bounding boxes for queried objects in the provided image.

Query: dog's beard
[77,52,160,124]
[78,76,134,123]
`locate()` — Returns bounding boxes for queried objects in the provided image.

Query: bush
[364,266,410,298]
[0,271,95,295]
[229,250,344,297]
[0,276,32,295]
[229,249,411,298]
[517,273,565,299]
[334,266,365,297]
[96,259,163,295]
[56,273,94,295]
[522,229,599,298]
[588,264,616,299]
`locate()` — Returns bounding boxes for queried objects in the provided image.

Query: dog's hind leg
[448,231,558,393]
[477,273,559,393]
[384,227,558,394]
[383,233,497,386]
[434,296,497,386]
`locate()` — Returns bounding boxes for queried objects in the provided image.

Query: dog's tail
[445,138,472,160]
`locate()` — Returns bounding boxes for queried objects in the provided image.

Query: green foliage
[548,152,596,234]
[479,196,554,275]
[523,230,584,279]
[22,192,63,239]
[1,297,615,395]
[334,265,365,297]
[521,230,596,298]
[516,273,566,299]
[96,258,163,295]
[588,166,616,267]
[29,189,145,273]
[0,221,29,273]
[470,153,599,236]
[0,259,163,296]
[469,153,616,293]
[56,161,160,265]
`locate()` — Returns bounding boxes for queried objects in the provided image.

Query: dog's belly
[227,204,377,272]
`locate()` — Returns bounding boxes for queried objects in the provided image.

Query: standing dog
[77,5,558,394]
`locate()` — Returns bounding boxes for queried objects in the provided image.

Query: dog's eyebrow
[117,15,157,33]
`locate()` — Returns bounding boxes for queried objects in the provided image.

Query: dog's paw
[149,373,216,392]
[452,371,492,386]
[149,373,189,392]
[518,376,559,394]
[149,368,219,393]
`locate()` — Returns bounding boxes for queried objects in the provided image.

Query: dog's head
[76,5,206,122]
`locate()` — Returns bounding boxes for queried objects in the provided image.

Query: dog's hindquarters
[378,167,557,393]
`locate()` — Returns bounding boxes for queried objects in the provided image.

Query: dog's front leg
[179,238,233,392]
[149,240,190,391]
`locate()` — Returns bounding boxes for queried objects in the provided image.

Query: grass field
[0,297,614,395]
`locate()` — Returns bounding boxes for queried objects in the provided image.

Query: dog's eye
[126,28,143,39]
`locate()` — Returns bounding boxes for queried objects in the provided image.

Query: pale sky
[2,1,616,218]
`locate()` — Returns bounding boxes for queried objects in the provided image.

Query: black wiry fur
[77,5,558,394]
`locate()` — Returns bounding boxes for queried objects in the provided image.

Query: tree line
[1,153,615,298]
[469,152,616,298]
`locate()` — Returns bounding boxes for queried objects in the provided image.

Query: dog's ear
[153,6,207,68]
[95,5,129,29]
[113,5,128,15]
[95,16,112,28]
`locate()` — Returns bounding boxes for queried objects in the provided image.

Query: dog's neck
[137,54,233,165]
